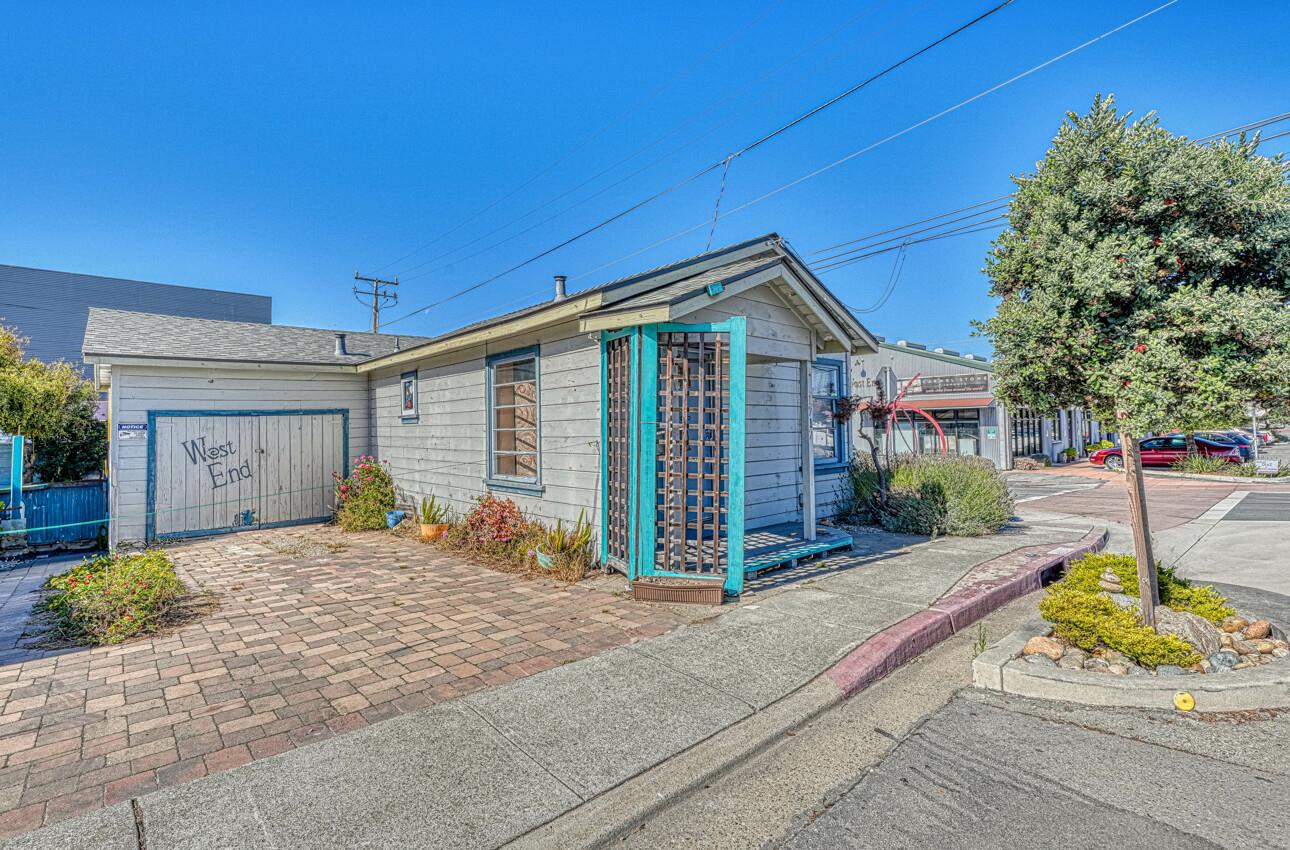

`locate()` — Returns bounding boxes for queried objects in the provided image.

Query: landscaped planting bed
[38,550,188,644]
[1025,553,1288,676]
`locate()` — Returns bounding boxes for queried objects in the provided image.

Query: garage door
[148,409,349,541]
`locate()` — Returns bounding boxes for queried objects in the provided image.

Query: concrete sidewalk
[4,516,1097,850]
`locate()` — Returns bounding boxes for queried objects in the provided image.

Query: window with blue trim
[810,359,846,467]
[487,348,540,486]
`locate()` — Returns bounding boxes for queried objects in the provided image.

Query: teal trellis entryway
[599,319,746,596]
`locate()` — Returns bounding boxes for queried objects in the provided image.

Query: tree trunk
[1119,429,1160,627]
[1184,431,1198,457]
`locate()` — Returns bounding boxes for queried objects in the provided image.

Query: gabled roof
[363,234,878,370]
[83,308,428,366]
[81,234,879,370]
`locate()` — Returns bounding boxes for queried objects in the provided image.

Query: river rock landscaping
[1026,552,1289,676]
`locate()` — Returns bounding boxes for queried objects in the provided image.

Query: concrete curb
[826,529,1109,697]
[1140,468,1288,484]
[505,529,1108,850]
[974,619,1290,711]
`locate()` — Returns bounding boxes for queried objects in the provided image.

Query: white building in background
[846,339,1107,469]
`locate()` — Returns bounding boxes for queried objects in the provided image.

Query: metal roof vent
[553,275,567,302]
[934,347,960,356]
[334,333,348,356]
[964,354,987,362]
[896,340,927,351]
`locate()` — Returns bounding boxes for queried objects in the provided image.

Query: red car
[1089,436,1243,471]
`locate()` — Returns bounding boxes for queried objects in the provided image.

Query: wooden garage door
[149,410,348,541]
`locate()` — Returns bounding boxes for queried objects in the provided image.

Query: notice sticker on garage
[117,423,147,441]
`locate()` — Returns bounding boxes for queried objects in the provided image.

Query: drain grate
[1223,492,1290,522]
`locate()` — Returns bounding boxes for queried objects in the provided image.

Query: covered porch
[585,248,871,598]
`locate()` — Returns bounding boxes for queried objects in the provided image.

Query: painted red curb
[825,528,1108,698]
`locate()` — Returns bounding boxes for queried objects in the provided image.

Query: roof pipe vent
[334,333,348,356]
[553,275,567,302]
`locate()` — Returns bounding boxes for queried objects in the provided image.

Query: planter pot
[420,522,450,542]
[632,576,725,605]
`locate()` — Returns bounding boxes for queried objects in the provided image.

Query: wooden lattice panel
[654,331,730,575]
[604,334,633,563]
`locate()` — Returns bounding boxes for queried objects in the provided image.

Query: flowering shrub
[463,494,526,544]
[438,497,593,583]
[41,551,186,645]
[333,456,395,531]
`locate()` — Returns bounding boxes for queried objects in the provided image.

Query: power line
[810,110,1290,260]
[390,0,908,284]
[570,0,1181,285]
[366,0,789,277]
[809,194,1013,256]
[812,218,1008,272]
[380,0,1016,328]
[811,202,1011,265]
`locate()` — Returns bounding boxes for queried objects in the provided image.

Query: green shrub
[1063,552,1234,623]
[1039,584,1200,668]
[1227,462,1287,478]
[884,454,1014,537]
[41,551,186,645]
[333,456,396,531]
[840,457,884,522]
[1170,454,1232,475]
[843,454,1013,537]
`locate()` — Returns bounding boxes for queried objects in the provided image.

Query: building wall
[371,282,820,542]
[107,364,370,546]
[0,265,271,379]
[370,322,600,529]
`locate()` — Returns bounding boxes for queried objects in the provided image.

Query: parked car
[1194,431,1253,460]
[1088,436,1243,471]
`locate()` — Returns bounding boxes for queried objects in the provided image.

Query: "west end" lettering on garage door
[181,435,253,489]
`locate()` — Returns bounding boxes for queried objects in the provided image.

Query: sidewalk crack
[460,701,587,803]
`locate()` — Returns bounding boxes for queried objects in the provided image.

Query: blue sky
[2,1,1286,355]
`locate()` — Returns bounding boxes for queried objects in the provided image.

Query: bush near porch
[437,494,594,583]
[844,453,1014,537]
[40,550,186,645]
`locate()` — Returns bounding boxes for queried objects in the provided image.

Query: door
[148,409,348,541]
[600,320,747,596]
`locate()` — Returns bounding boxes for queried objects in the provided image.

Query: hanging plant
[834,396,863,424]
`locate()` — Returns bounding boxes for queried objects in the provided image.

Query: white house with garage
[85,234,879,597]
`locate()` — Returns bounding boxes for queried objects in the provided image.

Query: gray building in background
[0,265,272,378]
[0,264,271,482]
[850,339,1105,469]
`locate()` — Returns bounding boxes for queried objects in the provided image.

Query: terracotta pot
[420,522,450,542]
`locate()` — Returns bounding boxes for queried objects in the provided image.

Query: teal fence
[1,480,109,546]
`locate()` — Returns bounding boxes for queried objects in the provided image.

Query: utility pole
[353,273,399,333]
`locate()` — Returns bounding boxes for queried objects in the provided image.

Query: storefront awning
[903,396,994,410]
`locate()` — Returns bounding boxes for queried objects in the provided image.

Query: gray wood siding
[370,323,602,529]
[688,286,813,362]
[109,365,370,546]
[745,362,804,529]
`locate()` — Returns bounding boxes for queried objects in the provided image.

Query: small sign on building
[117,423,148,441]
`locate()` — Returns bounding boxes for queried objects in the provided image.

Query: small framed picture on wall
[400,371,418,422]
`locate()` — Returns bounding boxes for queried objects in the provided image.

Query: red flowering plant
[463,494,526,545]
[333,456,396,531]
[40,550,186,645]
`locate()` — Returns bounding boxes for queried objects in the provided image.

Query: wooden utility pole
[353,273,399,333]
[1118,428,1160,627]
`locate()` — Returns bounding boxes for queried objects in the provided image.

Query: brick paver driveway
[0,526,688,838]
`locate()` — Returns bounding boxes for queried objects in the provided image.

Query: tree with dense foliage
[979,96,1290,625]
[0,325,99,443]
[31,398,107,482]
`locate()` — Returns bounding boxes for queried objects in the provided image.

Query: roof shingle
[83,308,428,366]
